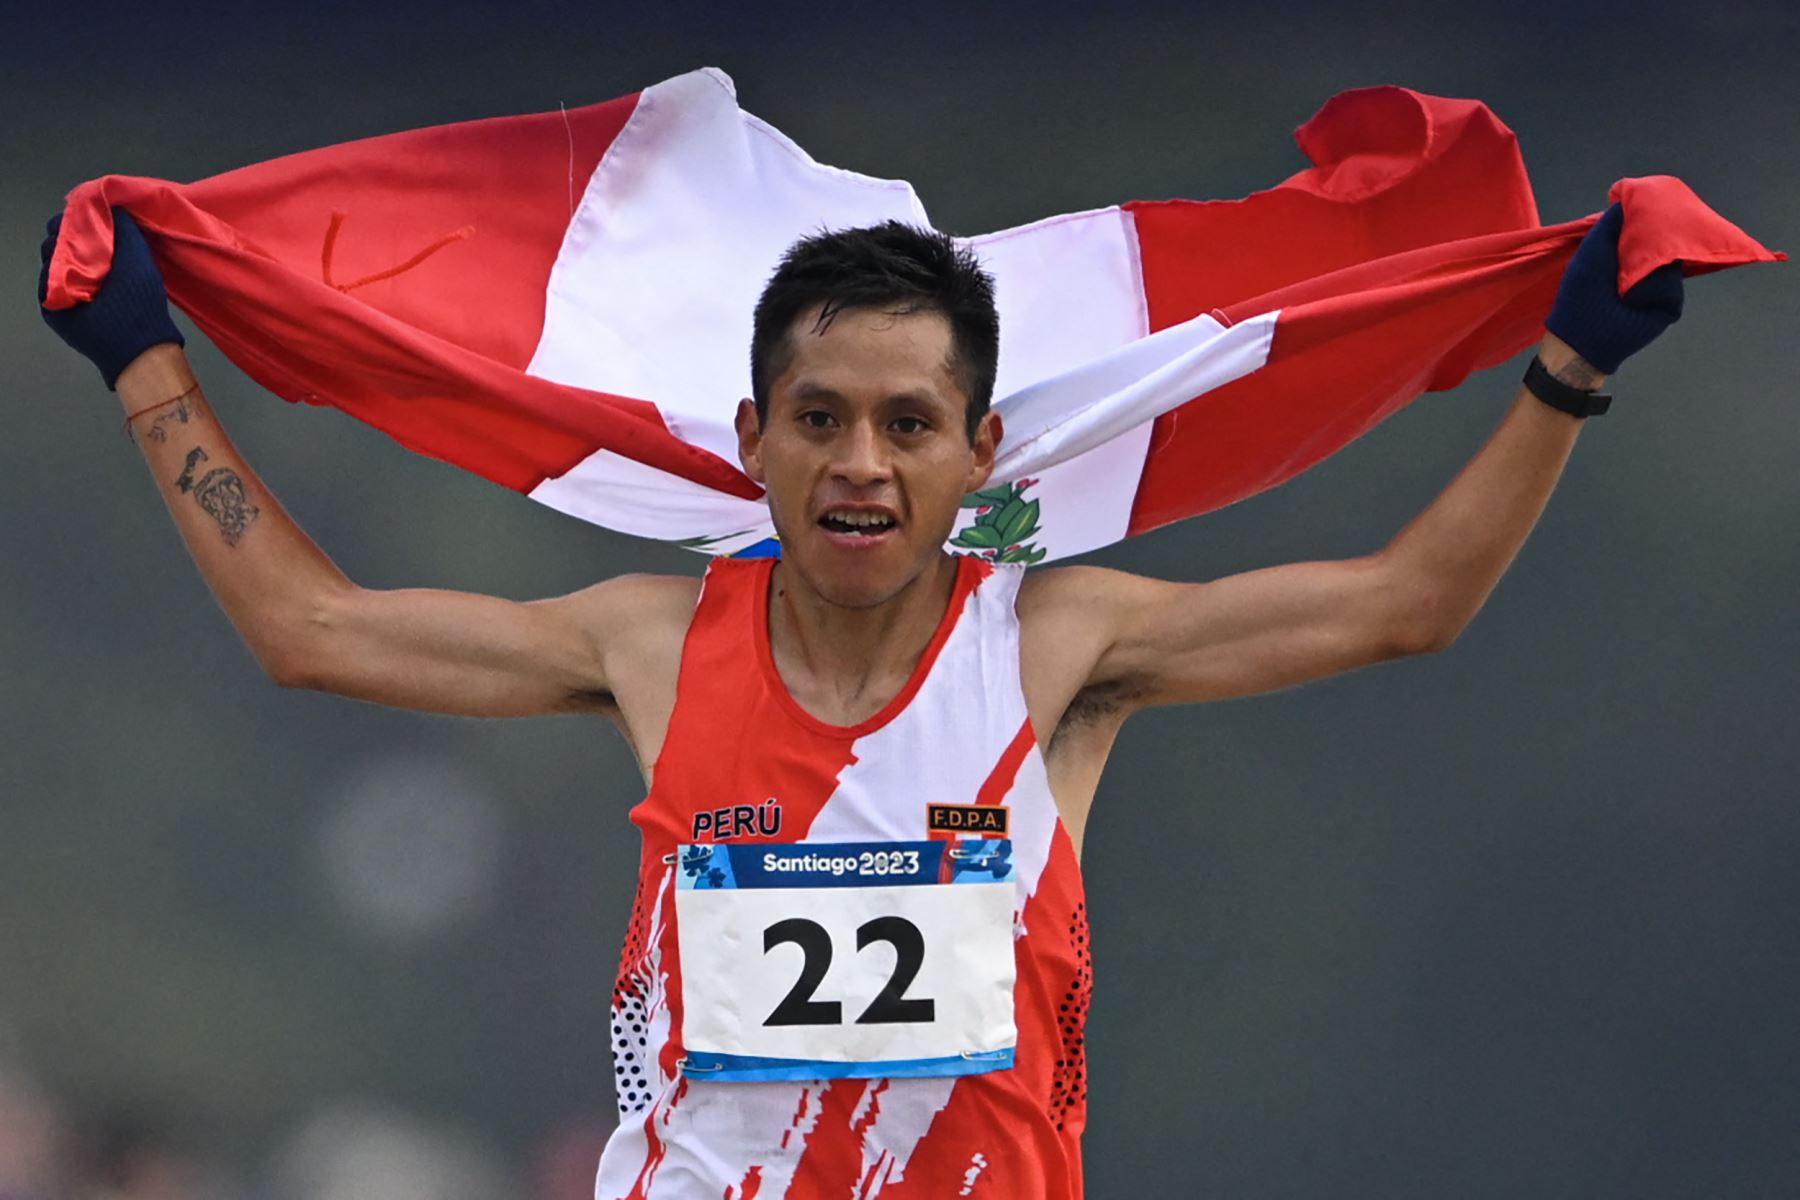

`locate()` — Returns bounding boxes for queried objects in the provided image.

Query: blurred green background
[3,1,1796,1196]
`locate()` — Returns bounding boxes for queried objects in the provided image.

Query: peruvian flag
[43,67,1781,562]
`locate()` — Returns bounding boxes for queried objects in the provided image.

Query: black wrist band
[1523,355,1611,418]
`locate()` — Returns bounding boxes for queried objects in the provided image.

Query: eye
[890,415,930,436]
[798,410,835,429]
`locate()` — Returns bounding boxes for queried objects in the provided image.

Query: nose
[832,419,891,487]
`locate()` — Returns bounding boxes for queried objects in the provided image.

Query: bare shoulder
[551,571,703,626]
[1016,565,1152,736]
[538,571,702,696]
[1017,562,1145,620]
[1016,564,1152,672]
[547,573,702,770]
[1018,562,1217,726]
[1015,565,1165,847]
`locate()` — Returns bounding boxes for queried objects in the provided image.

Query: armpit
[564,686,620,715]
[1049,676,1145,753]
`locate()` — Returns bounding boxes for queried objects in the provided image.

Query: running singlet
[595,554,1091,1199]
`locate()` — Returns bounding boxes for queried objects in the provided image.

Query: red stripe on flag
[48,91,766,500]
[1123,88,1781,538]
[1123,86,1541,535]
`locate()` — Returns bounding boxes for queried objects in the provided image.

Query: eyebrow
[787,380,947,410]
[789,381,846,403]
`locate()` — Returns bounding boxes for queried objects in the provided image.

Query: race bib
[672,839,1018,1082]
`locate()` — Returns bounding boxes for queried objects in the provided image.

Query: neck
[766,553,962,725]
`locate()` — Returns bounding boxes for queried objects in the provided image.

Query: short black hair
[750,222,1000,441]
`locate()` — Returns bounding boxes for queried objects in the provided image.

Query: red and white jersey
[596,554,1091,1199]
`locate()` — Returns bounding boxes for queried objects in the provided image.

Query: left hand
[1545,202,1684,376]
[38,207,186,391]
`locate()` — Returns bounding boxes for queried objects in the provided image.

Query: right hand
[1544,202,1684,376]
[38,207,185,390]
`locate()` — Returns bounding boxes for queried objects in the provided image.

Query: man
[39,208,1678,1197]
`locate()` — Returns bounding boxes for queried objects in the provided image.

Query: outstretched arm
[117,346,658,714]
[1026,203,1685,714]
[1029,332,1598,710]
[42,211,670,718]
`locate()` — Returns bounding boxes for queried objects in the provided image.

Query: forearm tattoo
[173,446,261,546]
[142,387,199,443]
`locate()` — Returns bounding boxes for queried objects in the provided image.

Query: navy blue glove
[1545,202,1684,375]
[38,207,185,390]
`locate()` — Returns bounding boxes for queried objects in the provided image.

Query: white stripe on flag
[526,66,931,467]
[525,67,1277,558]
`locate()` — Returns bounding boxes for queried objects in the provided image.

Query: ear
[963,409,1003,494]
[735,397,766,485]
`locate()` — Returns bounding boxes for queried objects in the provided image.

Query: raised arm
[40,210,682,719]
[1025,203,1686,715]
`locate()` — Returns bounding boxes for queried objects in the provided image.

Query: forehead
[771,304,961,408]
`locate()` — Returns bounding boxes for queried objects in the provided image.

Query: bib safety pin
[676,1057,723,1073]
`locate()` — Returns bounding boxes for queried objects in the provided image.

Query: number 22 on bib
[672,840,1018,1082]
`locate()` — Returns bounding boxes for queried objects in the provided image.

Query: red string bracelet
[122,385,200,444]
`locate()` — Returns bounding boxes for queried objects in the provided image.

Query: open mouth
[818,510,898,538]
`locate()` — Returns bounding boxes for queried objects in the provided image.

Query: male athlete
[39,206,1679,1197]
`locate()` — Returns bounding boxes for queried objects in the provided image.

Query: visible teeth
[827,511,893,528]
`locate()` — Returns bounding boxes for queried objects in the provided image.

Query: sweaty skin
[112,309,1600,855]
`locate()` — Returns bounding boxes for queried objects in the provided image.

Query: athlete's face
[737,304,1001,609]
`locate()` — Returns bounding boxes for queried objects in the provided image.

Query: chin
[790,558,910,610]
[782,530,942,611]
